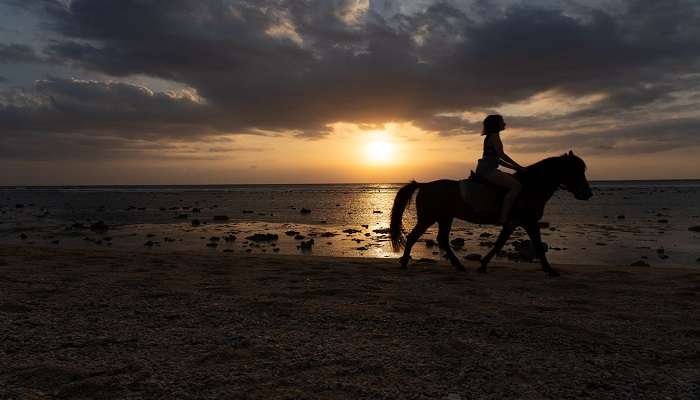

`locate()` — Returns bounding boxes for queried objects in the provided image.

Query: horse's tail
[390,180,420,252]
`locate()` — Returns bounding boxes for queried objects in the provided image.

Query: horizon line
[2,178,700,188]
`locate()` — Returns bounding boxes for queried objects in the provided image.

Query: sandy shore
[1,246,699,399]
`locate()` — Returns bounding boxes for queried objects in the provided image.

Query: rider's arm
[493,136,524,171]
[498,159,521,171]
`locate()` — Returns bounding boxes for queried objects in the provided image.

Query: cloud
[0,43,43,63]
[1,0,700,159]
[509,117,700,154]
[0,77,214,137]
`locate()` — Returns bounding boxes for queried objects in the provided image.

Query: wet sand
[1,246,699,399]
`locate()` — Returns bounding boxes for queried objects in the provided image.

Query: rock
[90,221,109,232]
[425,239,436,248]
[300,208,312,214]
[294,234,305,240]
[373,210,382,214]
[356,246,368,251]
[223,249,233,253]
[479,232,492,238]
[284,230,299,236]
[688,226,700,232]
[361,224,369,229]
[479,241,495,247]
[373,228,391,234]
[246,233,279,242]
[273,248,280,252]
[464,253,482,261]
[595,242,606,246]
[242,210,254,214]
[298,239,314,251]
[511,240,548,261]
[617,215,625,219]
[144,240,158,247]
[206,242,218,248]
[450,238,465,249]
[209,236,220,242]
[51,240,60,245]
[15,204,24,208]
[19,233,28,240]
[658,219,669,223]
[191,219,201,227]
[630,260,650,267]
[321,232,338,237]
[213,215,229,221]
[224,235,236,242]
[343,229,361,234]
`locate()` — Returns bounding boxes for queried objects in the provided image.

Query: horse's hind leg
[437,218,465,271]
[400,220,432,269]
[524,223,559,277]
[478,223,515,273]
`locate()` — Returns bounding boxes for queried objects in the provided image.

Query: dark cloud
[0,76,7,83]
[509,117,700,155]
[0,43,43,63]
[1,0,699,156]
[0,77,216,138]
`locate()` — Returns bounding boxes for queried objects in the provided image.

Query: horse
[389,151,592,277]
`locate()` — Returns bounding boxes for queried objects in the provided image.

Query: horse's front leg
[478,223,515,273]
[524,223,558,277]
[437,217,465,271]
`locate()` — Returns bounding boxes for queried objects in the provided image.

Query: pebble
[630,260,650,267]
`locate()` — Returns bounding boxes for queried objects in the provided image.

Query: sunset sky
[1,0,699,184]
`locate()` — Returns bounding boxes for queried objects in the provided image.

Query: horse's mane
[516,154,586,187]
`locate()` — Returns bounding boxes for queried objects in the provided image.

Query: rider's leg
[483,170,521,224]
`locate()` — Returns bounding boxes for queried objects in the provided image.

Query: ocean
[1,181,699,267]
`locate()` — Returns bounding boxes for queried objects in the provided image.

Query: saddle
[458,171,509,222]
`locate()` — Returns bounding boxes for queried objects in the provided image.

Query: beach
[2,246,699,399]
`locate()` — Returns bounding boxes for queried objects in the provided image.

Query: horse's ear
[568,150,574,156]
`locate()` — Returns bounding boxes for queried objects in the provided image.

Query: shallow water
[1,181,699,266]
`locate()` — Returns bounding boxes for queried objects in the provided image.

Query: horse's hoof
[477,266,487,274]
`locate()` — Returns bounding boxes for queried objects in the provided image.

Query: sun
[366,140,395,164]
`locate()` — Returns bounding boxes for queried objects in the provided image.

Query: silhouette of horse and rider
[390,114,592,277]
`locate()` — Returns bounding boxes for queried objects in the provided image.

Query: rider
[475,114,525,224]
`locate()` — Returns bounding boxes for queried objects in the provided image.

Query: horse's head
[558,150,592,200]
